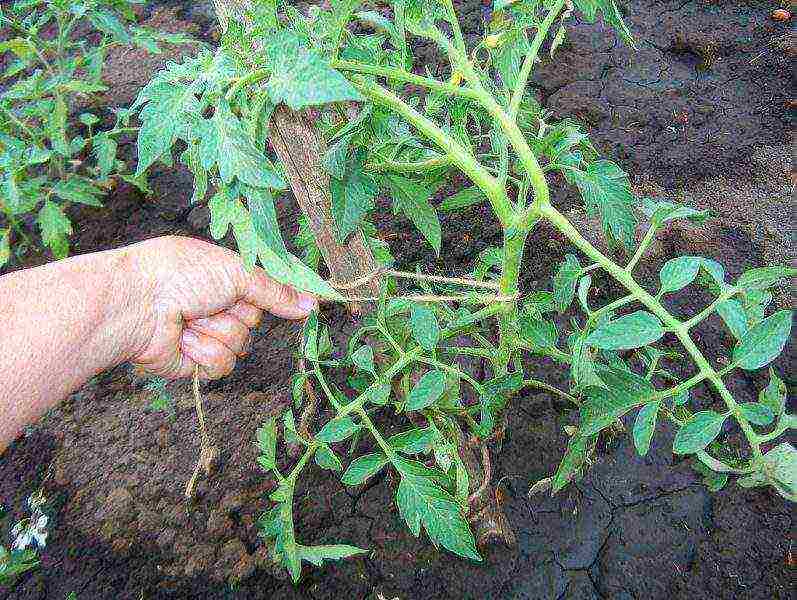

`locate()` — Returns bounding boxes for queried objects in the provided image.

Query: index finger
[242,266,318,320]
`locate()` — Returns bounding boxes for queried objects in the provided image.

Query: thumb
[242,266,318,320]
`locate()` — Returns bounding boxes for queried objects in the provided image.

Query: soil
[1,2,794,599]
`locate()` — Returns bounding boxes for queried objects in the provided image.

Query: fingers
[226,300,262,328]
[181,329,237,380]
[243,267,318,320]
[188,313,251,357]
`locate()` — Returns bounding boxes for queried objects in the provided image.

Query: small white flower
[12,529,32,551]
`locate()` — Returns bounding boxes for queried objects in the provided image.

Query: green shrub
[0,0,192,266]
[132,0,794,582]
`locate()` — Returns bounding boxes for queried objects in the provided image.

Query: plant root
[184,366,219,500]
[457,426,517,548]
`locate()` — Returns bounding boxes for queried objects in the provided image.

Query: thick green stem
[443,41,550,213]
[353,76,514,227]
[540,203,763,460]
[333,60,481,100]
[496,229,528,372]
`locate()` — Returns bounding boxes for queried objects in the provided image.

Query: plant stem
[540,203,763,460]
[442,0,467,54]
[334,60,481,101]
[496,229,528,372]
[226,70,270,100]
[0,107,36,141]
[446,44,550,213]
[625,224,658,272]
[366,156,452,173]
[508,0,566,120]
[522,379,579,406]
[683,288,737,329]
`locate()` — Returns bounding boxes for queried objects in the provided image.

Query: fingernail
[296,294,318,313]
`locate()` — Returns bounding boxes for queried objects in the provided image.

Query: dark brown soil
[1,2,794,599]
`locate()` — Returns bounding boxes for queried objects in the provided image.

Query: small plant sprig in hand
[0,0,194,266]
[132,0,795,582]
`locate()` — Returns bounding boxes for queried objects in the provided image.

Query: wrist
[102,245,156,366]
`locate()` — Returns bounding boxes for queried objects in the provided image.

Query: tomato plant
[131,0,795,582]
[0,0,192,266]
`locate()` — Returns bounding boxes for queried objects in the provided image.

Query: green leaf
[759,443,796,502]
[672,411,726,455]
[242,185,289,261]
[259,245,344,300]
[60,80,108,94]
[518,311,558,350]
[331,167,377,242]
[568,160,637,248]
[134,81,198,176]
[577,275,592,313]
[79,112,100,126]
[585,311,664,350]
[255,417,277,471]
[386,174,442,255]
[315,445,343,471]
[691,460,728,492]
[553,254,581,313]
[389,428,435,454]
[315,416,362,443]
[579,368,654,434]
[263,30,362,109]
[37,200,72,259]
[48,96,70,156]
[410,304,440,351]
[351,345,375,374]
[93,133,117,178]
[736,266,796,293]
[88,8,131,44]
[341,453,389,485]
[632,400,660,456]
[439,187,485,212]
[659,256,701,294]
[395,473,480,561]
[640,198,710,227]
[493,26,529,89]
[716,299,747,340]
[737,403,774,427]
[673,390,690,406]
[51,179,103,207]
[731,310,792,370]
[759,369,786,416]
[552,433,596,493]
[323,134,352,180]
[406,370,446,411]
[296,544,367,566]
[210,99,285,189]
[366,382,392,405]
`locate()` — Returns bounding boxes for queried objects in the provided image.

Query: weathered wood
[269,106,381,300]
[213,0,380,304]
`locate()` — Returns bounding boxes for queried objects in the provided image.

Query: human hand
[120,235,317,380]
